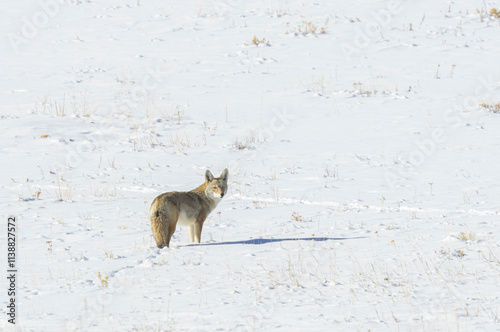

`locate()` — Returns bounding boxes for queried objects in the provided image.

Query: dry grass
[234,130,262,150]
[56,174,73,201]
[459,231,476,241]
[36,92,99,117]
[234,139,251,150]
[291,212,312,222]
[480,102,500,113]
[168,131,194,153]
[305,74,330,94]
[202,122,218,136]
[97,272,109,287]
[324,165,338,178]
[251,36,270,46]
[477,7,500,21]
[287,18,329,36]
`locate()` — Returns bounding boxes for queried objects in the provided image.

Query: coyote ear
[205,170,215,183]
[220,168,228,181]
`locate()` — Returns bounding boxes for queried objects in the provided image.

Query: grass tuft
[97,272,109,287]
[490,8,500,18]
[251,36,270,46]
[480,102,500,113]
[459,231,476,241]
[291,212,312,222]
[287,18,329,36]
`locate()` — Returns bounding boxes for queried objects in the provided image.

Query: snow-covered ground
[1,0,500,330]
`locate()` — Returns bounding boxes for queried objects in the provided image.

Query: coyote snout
[150,169,228,248]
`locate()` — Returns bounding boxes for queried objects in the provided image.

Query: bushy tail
[150,208,170,248]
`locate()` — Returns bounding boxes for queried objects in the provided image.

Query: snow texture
[1,0,500,331]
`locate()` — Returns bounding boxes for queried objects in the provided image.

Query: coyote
[150,169,228,248]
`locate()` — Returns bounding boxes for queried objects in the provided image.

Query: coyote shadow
[185,236,364,246]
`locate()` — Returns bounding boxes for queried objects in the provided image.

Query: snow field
[1,0,500,331]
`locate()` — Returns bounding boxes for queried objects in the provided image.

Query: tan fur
[150,169,228,248]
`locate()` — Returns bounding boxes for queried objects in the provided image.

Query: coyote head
[205,168,228,199]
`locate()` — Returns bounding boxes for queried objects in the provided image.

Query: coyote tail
[150,206,175,248]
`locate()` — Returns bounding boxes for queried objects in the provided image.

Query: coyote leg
[194,222,204,243]
[188,225,195,243]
